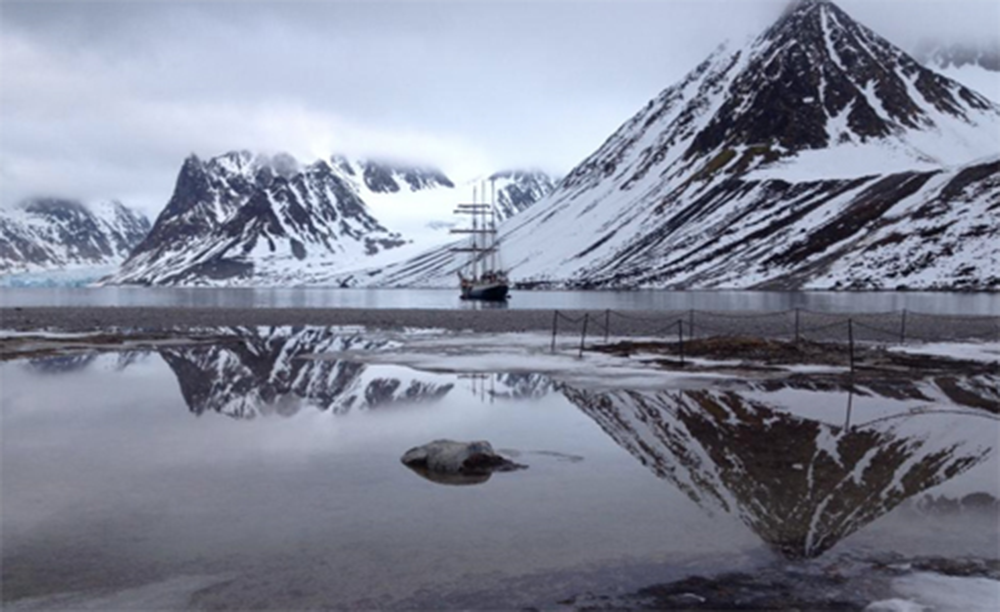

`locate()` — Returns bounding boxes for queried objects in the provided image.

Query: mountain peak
[780,0,831,13]
[773,0,841,30]
[396,0,1000,293]
[109,150,409,285]
[684,0,998,165]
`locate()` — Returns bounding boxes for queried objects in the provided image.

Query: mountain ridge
[0,198,150,276]
[98,150,558,286]
[106,151,411,285]
[341,0,999,291]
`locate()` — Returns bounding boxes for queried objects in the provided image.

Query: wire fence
[549,308,1000,365]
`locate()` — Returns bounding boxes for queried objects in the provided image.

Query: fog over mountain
[2,0,995,218]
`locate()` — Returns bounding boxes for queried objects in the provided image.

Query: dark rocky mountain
[564,378,996,559]
[347,0,1000,291]
[105,151,407,286]
[0,198,150,275]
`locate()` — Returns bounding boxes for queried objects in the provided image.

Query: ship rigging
[450,180,509,301]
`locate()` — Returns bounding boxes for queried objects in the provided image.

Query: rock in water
[401,439,526,477]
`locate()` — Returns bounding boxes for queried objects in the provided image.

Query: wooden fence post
[604,309,611,344]
[900,309,907,344]
[579,314,590,358]
[794,308,801,344]
[551,310,559,353]
[848,318,855,373]
[678,319,685,367]
[844,386,854,430]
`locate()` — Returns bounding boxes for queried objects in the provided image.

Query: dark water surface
[2,328,998,610]
[2,286,998,314]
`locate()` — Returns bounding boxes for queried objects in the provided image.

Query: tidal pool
[2,327,998,610]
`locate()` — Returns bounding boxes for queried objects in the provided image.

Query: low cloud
[1,0,995,217]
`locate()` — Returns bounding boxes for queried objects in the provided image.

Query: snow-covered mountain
[0,198,150,276]
[100,149,557,286]
[488,170,559,220]
[564,380,996,559]
[347,0,1000,291]
[105,151,410,286]
[330,155,455,194]
[326,155,461,258]
[914,40,1000,103]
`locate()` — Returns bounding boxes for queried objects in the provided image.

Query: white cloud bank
[1,0,996,217]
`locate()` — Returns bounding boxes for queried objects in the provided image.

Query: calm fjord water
[2,327,997,609]
[1,286,999,314]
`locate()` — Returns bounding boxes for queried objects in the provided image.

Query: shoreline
[2,306,997,341]
[0,306,587,334]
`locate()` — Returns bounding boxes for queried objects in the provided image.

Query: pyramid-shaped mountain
[355,0,1000,291]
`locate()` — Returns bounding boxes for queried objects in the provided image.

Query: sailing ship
[451,181,509,301]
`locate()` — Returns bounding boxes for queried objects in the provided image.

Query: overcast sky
[2,0,997,217]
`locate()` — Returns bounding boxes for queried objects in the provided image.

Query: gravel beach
[2,306,997,344]
[1,306,582,334]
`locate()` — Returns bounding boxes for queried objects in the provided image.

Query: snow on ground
[934,65,1000,106]
[866,572,1000,612]
[4,574,232,612]
[889,341,1000,363]
[305,330,733,391]
[302,330,998,394]
[749,141,943,183]
[0,330,105,339]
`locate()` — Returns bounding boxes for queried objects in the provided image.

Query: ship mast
[490,178,497,274]
[472,185,479,279]
[450,184,498,279]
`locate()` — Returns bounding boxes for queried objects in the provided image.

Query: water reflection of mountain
[25,351,148,374]
[563,383,996,559]
[157,327,556,418]
[26,354,99,373]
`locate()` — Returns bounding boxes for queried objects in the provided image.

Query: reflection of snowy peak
[157,328,435,418]
[564,383,994,558]
[350,0,1000,291]
[157,327,554,419]
[105,151,406,286]
[0,199,150,274]
[23,351,150,374]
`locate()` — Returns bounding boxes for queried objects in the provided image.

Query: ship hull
[460,282,509,302]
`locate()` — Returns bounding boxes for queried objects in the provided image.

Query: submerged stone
[401,439,526,482]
